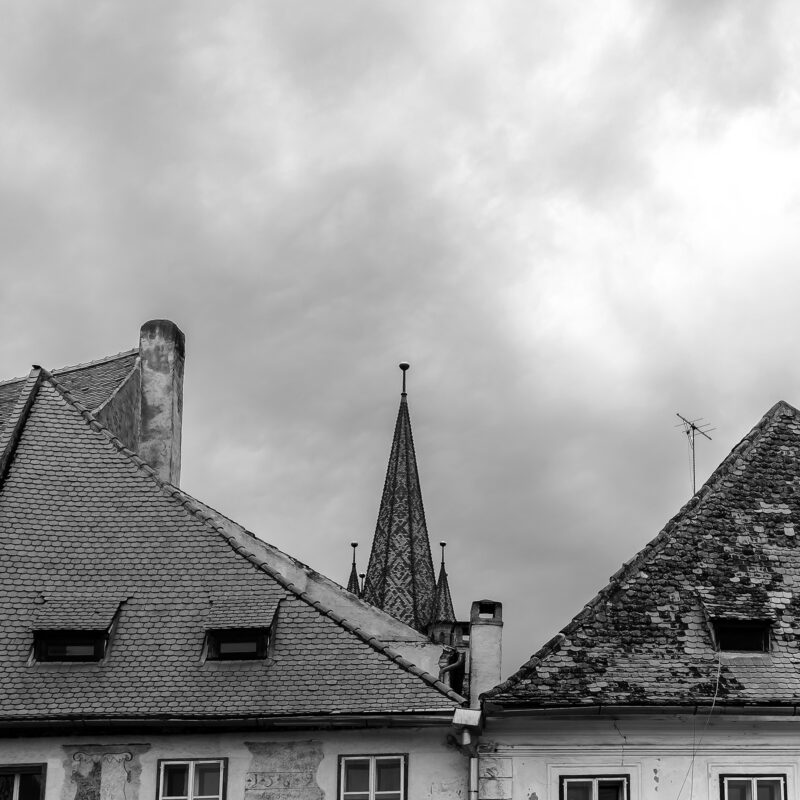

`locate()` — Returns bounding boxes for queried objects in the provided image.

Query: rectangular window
[205,629,269,661]
[560,776,629,800]
[158,760,226,800]
[720,775,786,800]
[339,755,406,800]
[713,620,771,652]
[33,630,107,662]
[0,765,46,800]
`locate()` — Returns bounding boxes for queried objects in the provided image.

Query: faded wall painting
[62,745,149,800]
[244,741,323,800]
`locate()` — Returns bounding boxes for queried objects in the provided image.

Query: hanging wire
[674,653,723,800]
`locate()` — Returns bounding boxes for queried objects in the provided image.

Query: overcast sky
[2,0,800,676]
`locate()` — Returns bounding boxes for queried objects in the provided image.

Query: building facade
[479,402,800,800]
[0,321,499,800]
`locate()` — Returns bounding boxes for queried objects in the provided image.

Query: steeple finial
[362,364,437,631]
[399,362,409,396]
[440,541,446,564]
[346,542,361,596]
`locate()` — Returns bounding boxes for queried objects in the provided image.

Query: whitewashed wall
[0,727,468,800]
[478,715,800,800]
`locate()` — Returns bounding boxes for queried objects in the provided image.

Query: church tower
[361,363,448,632]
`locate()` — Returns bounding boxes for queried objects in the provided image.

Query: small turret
[346,542,361,596]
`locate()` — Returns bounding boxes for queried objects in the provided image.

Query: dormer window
[33,630,107,662]
[713,619,771,652]
[205,628,269,660]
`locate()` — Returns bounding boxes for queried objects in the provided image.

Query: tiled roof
[0,350,137,424]
[486,401,800,709]
[363,393,437,631]
[32,594,123,630]
[0,372,462,723]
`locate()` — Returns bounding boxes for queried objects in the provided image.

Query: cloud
[1,0,800,674]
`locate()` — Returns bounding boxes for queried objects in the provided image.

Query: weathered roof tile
[487,401,800,709]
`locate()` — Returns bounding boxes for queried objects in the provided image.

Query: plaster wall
[0,727,467,800]
[478,715,800,800]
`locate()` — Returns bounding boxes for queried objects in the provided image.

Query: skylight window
[713,619,771,652]
[205,628,269,661]
[33,630,107,662]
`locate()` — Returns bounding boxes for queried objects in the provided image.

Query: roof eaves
[42,371,464,709]
[483,400,796,700]
[0,367,43,488]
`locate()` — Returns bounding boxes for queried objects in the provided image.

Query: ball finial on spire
[399,362,410,394]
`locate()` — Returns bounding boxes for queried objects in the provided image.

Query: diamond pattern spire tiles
[362,395,437,632]
[432,560,456,624]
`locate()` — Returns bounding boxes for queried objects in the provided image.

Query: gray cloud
[1,0,800,674]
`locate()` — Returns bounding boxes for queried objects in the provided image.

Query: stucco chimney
[468,599,503,708]
[138,320,185,486]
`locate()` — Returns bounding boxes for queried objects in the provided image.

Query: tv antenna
[675,413,715,495]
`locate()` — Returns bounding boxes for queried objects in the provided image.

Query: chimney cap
[140,320,186,359]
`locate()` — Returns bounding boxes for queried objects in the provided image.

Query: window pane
[46,642,96,657]
[375,794,400,800]
[344,761,370,793]
[219,640,257,655]
[194,764,221,798]
[163,765,189,797]
[0,775,13,800]
[342,795,369,800]
[376,760,401,792]
[598,780,625,800]
[727,780,752,800]
[757,780,782,800]
[565,781,593,800]
[19,774,43,800]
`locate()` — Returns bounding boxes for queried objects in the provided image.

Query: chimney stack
[468,599,503,708]
[138,320,185,486]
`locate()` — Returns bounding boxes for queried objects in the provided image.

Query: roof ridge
[0,368,43,488]
[483,400,794,700]
[51,348,138,376]
[41,371,464,707]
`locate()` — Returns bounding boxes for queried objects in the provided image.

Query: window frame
[0,764,47,800]
[33,630,108,662]
[338,754,408,800]
[559,774,630,800]
[719,774,786,800]
[205,628,269,661]
[712,619,771,652]
[156,759,228,800]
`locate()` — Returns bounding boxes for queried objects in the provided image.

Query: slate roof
[486,401,800,710]
[362,390,438,631]
[0,369,463,724]
[0,350,138,424]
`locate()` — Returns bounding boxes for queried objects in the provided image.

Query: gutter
[483,702,800,718]
[0,711,458,737]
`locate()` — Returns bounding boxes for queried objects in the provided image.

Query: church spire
[346,542,361,596]
[432,541,456,623]
[362,363,437,631]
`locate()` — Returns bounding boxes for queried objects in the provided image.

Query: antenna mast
[675,413,715,494]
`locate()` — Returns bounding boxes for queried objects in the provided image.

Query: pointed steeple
[347,542,361,596]
[362,363,437,631]
[432,541,456,623]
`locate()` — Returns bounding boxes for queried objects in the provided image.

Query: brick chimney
[468,599,503,708]
[138,320,185,486]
